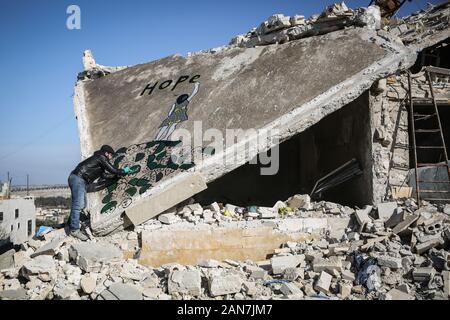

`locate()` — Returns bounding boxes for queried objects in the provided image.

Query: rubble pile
[1,195,450,300]
[388,2,450,45]
[225,1,449,50]
[229,2,381,48]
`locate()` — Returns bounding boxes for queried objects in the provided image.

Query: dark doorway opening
[195,92,373,208]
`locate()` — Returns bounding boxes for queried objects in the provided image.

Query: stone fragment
[287,194,312,210]
[392,214,419,234]
[385,208,405,229]
[198,259,220,268]
[99,283,143,300]
[208,272,243,297]
[413,267,435,282]
[376,255,403,269]
[68,242,122,272]
[355,206,372,227]
[0,288,28,300]
[341,270,355,282]
[0,249,15,271]
[315,271,332,294]
[283,267,304,281]
[168,269,202,296]
[280,282,303,296]
[208,202,221,214]
[377,202,397,221]
[271,255,305,274]
[442,270,450,299]
[415,238,444,254]
[312,256,343,273]
[30,236,64,258]
[339,283,352,299]
[13,251,30,269]
[250,269,268,280]
[142,287,164,299]
[53,282,78,300]
[80,274,97,294]
[158,213,179,224]
[243,282,258,296]
[21,255,56,280]
[257,207,278,219]
[385,288,414,300]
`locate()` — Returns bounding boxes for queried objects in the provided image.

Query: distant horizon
[0,0,440,185]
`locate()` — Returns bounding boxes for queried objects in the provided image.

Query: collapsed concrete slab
[72,2,450,235]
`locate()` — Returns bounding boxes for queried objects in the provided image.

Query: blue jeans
[68,173,87,231]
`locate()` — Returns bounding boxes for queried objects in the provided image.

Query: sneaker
[69,229,89,241]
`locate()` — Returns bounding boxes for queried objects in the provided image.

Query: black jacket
[71,150,125,184]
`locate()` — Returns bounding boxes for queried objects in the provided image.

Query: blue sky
[0,0,439,186]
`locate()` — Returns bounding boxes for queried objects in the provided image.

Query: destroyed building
[73,1,450,235]
[1,1,450,301]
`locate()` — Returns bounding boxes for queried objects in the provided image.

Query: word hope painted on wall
[139,74,201,96]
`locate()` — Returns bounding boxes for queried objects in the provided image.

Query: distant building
[0,181,36,246]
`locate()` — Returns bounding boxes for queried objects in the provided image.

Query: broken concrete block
[386,288,414,300]
[123,173,207,228]
[198,259,220,268]
[271,255,305,274]
[21,255,57,280]
[158,213,179,225]
[392,214,419,234]
[315,271,332,294]
[385,209,405,229]
[442,270,450,299]
[208,202,221,214]
[280,282,303,296]
[339,283,352,299]
[413,267,436,282]
[68,242,122,272]
[0,288,28,300]
[341,270,356,282]
[287,194,312,210]
[208,272,243,297]
[355,206,372,227]
[377,202,397,221]
[250,269,268,280]
[257,207,278,219]
[168,269,201,296]
[376,255,403,270]
[443,204,450,215]
[283,267,304,281]
[312,256,343,273]
[13,251,30,269]
[99,283,143,300]
[0,249,15,271]
[415,238,444,255]
[243,282,258,296]
[30,236,65,258]
[80,274,97,294]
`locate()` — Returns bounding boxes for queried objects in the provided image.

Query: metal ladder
[408,66,450,205]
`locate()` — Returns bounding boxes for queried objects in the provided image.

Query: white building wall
[0,197,36,245]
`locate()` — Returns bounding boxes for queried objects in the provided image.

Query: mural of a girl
[155,82,200,141]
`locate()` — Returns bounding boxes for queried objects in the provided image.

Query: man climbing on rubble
[68,145,130,240]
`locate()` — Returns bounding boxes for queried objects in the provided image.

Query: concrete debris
[168,269,202,296]
[208,271,243,297]
[315,271,332,294]
[68,242,123,272]
[2,193,450,300]
[99,283,143,300]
